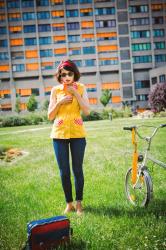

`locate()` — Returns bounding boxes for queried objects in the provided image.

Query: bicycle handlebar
[160,124,166,128]
[123,126,136,131]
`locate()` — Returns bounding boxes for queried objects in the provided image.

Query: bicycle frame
[124,124,166,187]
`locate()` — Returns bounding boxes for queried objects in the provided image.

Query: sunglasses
[60,72,74,78]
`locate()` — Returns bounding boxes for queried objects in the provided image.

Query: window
[159,75,165,83]
[40,49,53,57]
[80,0,92,3]
[41,62,53,70]
[0,90,11,99]
[39,37,52,45]
[68,35,80,43]
[0,52,9,60]
[32,88,40,96]
[84,59,95,67]
[131,30,150,39]
[36,0,49,6]
[130,18,149,26]
[155,54,166,62]
[37,12,50,20]
[25,38,37,46]
[69,47,81,55]
[7,0,20,8]
[80,8,93,16]
[24,25,36,33]
[99,58,118,65]
[65,0,78,4]
[136,95,148,101]
[73,60,82,67]
[11,51,24,59]
[132,43,151,51]
[67,22,79,30]
[152,77,157,85]
[12,64,25,72]
[0,40,7,47]
[152,17,163,25]
[0,26,6,34]
[133,55,152,64]
[135,80,150,89]
[22,0,34,7]
[66,9,78,17]
[23,12,36,20]
[96,20,116,28]
[83,46,95,54]
[38,24,51,32]
[154,42,165,50]
[153,29,165,37]
[129,5,148,13]
[86,84,96,92]
[95,7,115,15]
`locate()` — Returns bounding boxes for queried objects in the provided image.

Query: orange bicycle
[123,124,166,207]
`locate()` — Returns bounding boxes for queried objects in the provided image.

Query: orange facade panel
[45,87,52,92]
[89,98,97,104]
[51,10,64,17]
[80,8,92,13]
[26,63,39,71]
[97,32,117,38]
[53,35,65,41]
[81,21,94,28]
[112,96,121,103]
[20,89,31,96]
[102,82,120,90]
[1,104,12,109]
[25,50,38,58]
[8,13,21,19]
[10,38,23,46]
[52,23,64,28]
[86,84,96,88]
[98,45,118,52]
[151,4,163,10]
[51,0,63,3]
[82,33,94,38]
[9,26,22,32]
[41,62,53,66]
[20,103,27,110]
[0,65,9,71]
[54,48,67,54]
[0,14,5,20]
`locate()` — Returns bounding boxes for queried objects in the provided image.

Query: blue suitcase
[27,215,72,250]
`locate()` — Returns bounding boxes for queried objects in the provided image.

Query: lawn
[0,117,166,250]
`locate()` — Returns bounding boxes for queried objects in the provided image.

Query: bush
[82,111,103,121]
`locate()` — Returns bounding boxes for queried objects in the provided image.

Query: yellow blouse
[50,82,86,139]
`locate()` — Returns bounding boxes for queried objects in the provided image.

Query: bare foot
[64,203,75,214]
[76,201,83,216]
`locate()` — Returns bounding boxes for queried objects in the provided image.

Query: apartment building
[0,0,166,112]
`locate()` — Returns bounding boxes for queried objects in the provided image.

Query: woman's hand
[59,95,73,105]
[67,86,77,95]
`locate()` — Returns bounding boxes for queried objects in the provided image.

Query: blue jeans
[53,138,86,203]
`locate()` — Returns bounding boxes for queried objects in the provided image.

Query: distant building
[0,0,166,112]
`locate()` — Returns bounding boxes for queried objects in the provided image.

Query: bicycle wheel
[125,167,153,207]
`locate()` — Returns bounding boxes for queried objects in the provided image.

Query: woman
[48,60,90,215]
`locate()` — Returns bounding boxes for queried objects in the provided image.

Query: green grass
[0,118,166,250]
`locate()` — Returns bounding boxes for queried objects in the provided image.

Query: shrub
[148,83,166,112]
[27,95,38,112]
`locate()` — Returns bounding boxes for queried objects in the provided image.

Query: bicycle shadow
[85,199,166,218]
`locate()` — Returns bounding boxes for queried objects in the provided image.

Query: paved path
[0,126,51,136]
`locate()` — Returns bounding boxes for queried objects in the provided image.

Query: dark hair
[55,60,81,83]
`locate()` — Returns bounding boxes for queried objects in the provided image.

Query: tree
[148,83,166,112]
[100,89,112,107]
[15,97,21,113]
[27,94,38,112]
[42,99,49,111]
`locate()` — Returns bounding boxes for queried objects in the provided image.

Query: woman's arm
[48,88,73,121]
[67,85,90,116]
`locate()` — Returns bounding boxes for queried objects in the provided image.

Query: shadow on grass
[85,199,166,218]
